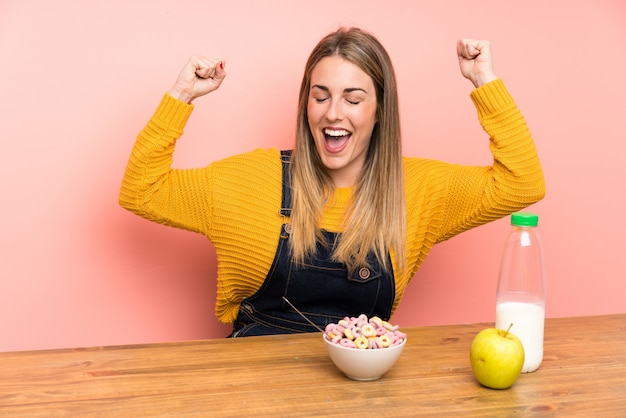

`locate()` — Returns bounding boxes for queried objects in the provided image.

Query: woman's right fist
[168,56,226,103]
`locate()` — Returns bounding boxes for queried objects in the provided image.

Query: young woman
[119,27,545,337]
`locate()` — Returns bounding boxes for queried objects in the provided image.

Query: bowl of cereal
[323,314,407,381]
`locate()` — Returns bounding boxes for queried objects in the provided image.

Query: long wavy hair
[290,27,406,274]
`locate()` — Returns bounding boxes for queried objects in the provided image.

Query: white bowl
[323,335,406,381]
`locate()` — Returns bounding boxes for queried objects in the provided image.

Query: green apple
[469,324,525,389]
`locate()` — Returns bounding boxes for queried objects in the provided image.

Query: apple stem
[504,323,514,338]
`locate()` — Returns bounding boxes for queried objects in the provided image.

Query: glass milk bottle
[495,212,546,373]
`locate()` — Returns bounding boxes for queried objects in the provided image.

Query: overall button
[284,224,292,234]
[358,267,371,280]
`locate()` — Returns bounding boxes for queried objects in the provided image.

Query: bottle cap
[511,212,538,227]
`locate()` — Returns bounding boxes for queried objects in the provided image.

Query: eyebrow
[311,85,368,94]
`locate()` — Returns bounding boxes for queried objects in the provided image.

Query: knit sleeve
[118,93,214,235]
[436,79,546,241]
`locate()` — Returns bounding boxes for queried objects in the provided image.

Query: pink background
[1,0,624,352]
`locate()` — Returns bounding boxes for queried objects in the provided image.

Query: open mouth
[324,128,351,152]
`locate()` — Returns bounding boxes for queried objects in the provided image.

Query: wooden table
[1,314,624,417]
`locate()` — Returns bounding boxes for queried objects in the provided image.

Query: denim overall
[230,151,395,337]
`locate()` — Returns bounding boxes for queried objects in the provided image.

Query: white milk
[495,301,545,373]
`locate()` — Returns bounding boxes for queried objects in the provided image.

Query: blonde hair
[289,27,406,274]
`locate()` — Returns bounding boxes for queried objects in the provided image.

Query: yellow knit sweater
[119,79,545,324]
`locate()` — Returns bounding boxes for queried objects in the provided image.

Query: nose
[325,98,344,121]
